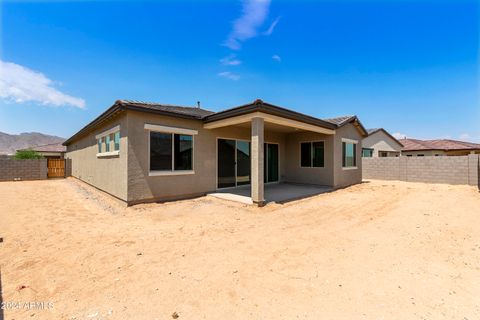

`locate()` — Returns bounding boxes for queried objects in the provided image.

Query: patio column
[251,117,265,206]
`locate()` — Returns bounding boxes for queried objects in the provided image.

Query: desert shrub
[14,150,44,159]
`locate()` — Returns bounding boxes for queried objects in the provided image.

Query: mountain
[0,132,65,155]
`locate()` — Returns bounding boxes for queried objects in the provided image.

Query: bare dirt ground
[0,179,479,320]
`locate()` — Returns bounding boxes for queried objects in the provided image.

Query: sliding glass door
[236,140,251,186]
[217,139,236,188]
[217,139,251,189]
[264,143,279,183]
[217,139,278,188]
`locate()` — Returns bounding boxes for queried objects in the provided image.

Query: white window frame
[145,124,197,176]
[299,140,325,168]
[342,138,358,170]
[96,125,120,157]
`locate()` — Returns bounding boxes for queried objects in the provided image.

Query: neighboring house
[362,128,403,157]
[400,139,480,157]
[63,99,367,206]
[17,142,66,159]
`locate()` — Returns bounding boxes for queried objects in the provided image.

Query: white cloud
[263,16,280,35]
[218,71,240,81]
[220,54,242,66]
[0,60,85,109]
[272,54,281,62]
[458,133,480,142]
[459,133,472,140]
[224,0,278,50]
[392,132,407,139]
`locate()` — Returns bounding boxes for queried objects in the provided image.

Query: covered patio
[204,99,337,206]
[208,183,333,205]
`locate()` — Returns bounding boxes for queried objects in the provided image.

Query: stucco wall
[283,132,334,186]
[126,111,288,204]
[333,123,363,188]
[65,114,128,201]
[66,110,366,204]
[362,130,402,157]
[363,154,479,186]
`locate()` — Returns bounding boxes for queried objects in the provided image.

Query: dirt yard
[0,179,479,320]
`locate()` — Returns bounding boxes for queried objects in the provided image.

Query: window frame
[145,124,197,176]
[299,140,325,168]
[362,147,373,158]
[96,125,120,158]
[97,137,103,154]
[114,131,120,151]
[342,138,358,170]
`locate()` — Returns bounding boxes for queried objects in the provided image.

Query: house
[63,99,367,206]
[362,128,403,157]
[17,142,66,159]
[400,138,480,157]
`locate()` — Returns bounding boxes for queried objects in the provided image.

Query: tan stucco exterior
[65,114,128,201]
[66,109,364,205]
[362,130,402,157]
[333,123,363,188]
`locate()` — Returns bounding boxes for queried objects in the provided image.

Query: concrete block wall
[363,154,479,186]
[0,158,48,181]
[361,157,402,180]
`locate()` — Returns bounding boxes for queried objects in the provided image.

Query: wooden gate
[47,159,65,178]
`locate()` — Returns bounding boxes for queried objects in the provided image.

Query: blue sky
[0,0,478,141]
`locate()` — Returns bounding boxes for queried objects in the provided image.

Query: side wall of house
[362,131,402,157]
[65,114,128,201]
[333,123,363,188]
[126,111,287,204]
[283,132,335,186]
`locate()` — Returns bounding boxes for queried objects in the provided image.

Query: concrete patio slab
[208,183,332,204]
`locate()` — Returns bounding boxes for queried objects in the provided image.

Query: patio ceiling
[203,111,335,135]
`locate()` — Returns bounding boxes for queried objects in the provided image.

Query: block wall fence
[0,158,48,181]
[362,154,479,187]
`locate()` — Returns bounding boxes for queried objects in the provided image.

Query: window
[417,154,424,157]
[362,148,373,157]
[114,131,120,151]
[174,134,193,170]
[95,125,120,157]
[342,141,357,168]
[379,151,388,157]
[407,155,413,157]
[105,134,111,152]
[150,132,193,172]
[300,141,324,167]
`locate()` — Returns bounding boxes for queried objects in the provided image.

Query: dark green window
[150,132,173,171]
[174,134,193,170]
[114,131,120,151]
[342,142,356,167]
[300,141,324,168]
[362,148,373,157]
[150,132,193,171]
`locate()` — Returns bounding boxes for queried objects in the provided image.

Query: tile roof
[366,128,381,135]
[119,100,215,119]
[400,138,480,151]
[64,99,368,145]
[20,142,66,153]
[322,115,356,126]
